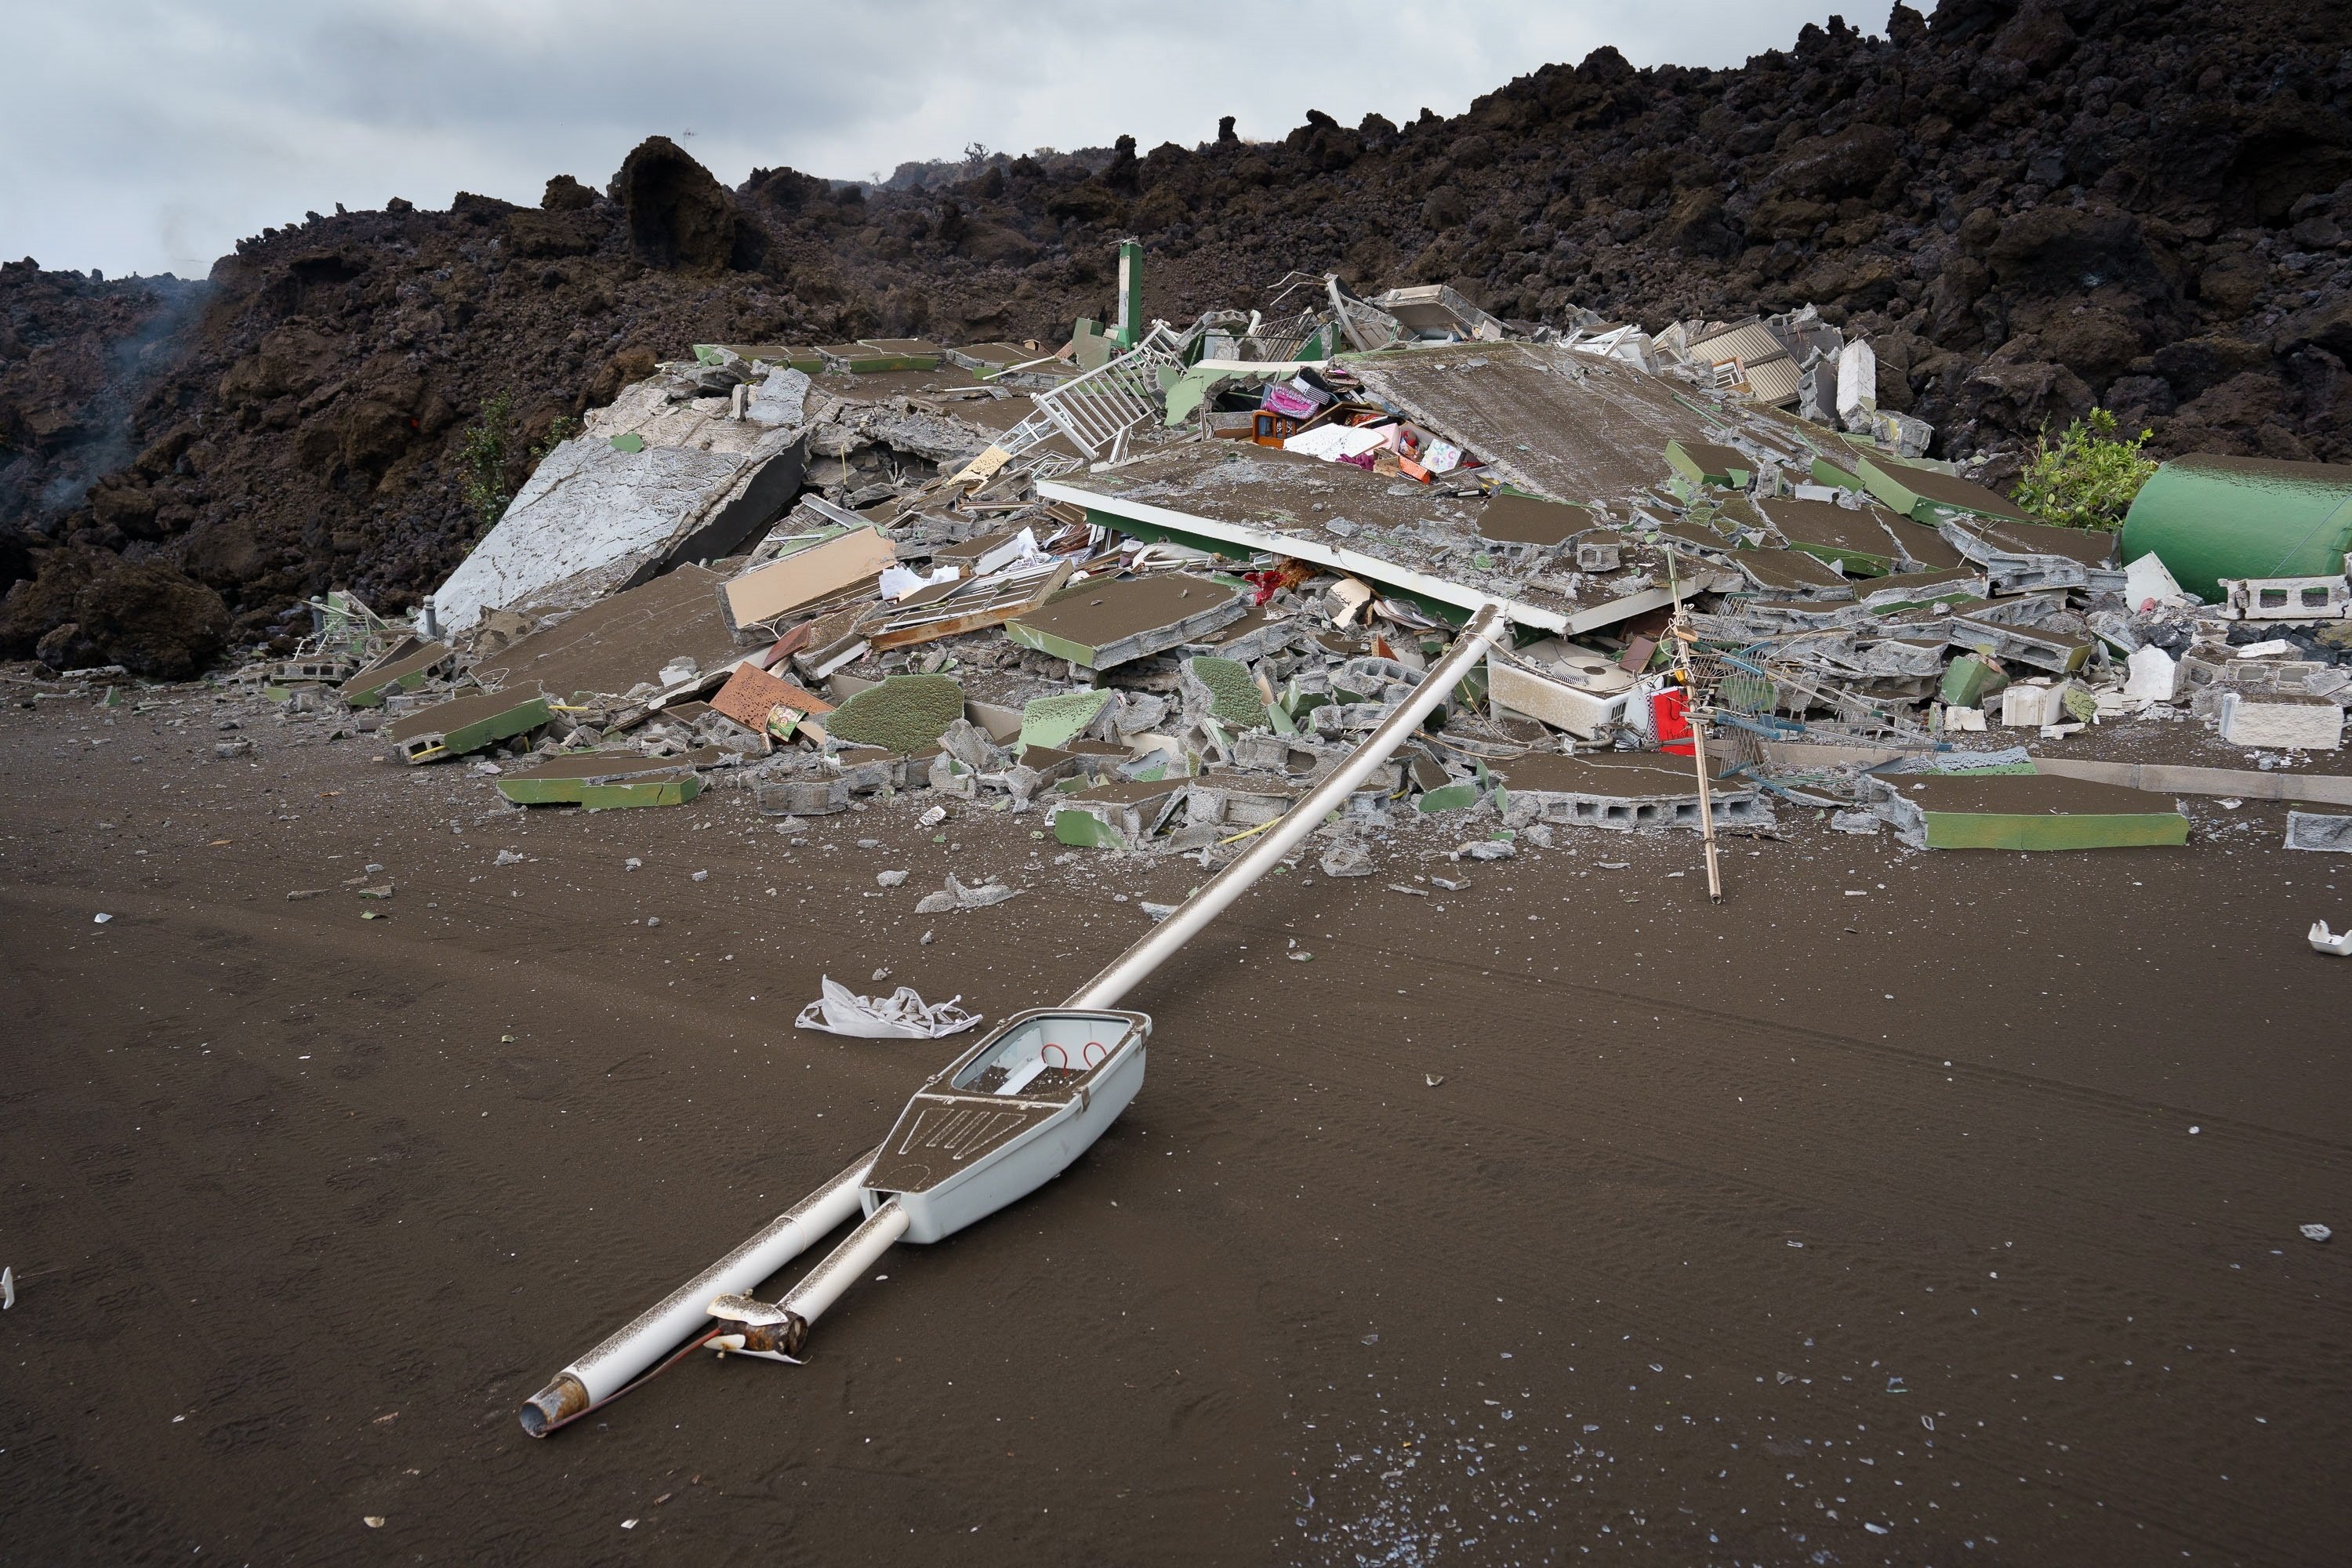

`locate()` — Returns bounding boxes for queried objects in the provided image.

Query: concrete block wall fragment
[756,778,848,815]
[2216,693,2346,750]
[2220,575,2352,621]
[2001,682,2071,728]
[2285,811,2352,851]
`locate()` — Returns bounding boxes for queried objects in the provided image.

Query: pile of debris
[234,244,2352,868]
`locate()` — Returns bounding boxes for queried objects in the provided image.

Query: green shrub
[459,394,516,538]
[2012,407,2158,532]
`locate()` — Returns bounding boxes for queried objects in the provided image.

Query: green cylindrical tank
[2118,455,2352,603]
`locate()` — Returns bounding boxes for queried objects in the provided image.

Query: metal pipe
[1065,602,1509,1012]
[707,1200,912,1363]
[782,1198,908,1323]
[518,1147,877,1436]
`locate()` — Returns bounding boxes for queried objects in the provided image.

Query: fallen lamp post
[519,603,1512,1436]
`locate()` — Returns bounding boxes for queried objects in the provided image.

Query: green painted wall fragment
[1940,655,2006,708]
[1417,782,1482,813]
[1185,655,1267,727]
[1020,688,1113,751]
[1921,809,2186,851]
[610,432,645,453]
[1052,808,1123,848]
[825,674,966,755]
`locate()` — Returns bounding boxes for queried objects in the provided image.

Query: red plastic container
[1652,687,1694,755]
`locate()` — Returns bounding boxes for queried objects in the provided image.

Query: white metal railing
[999,325,1183,463]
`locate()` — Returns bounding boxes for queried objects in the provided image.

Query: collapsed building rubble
[202,243,2348,878]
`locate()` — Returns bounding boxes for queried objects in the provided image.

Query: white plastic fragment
[2310,920,2352,956]
[794,976,983,1040]
[93,913,112,924]
[914,875,1019,913]
[2,1265,13,1310]
[2302,1223,2333,1243]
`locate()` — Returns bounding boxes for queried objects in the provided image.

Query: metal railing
[998,325,1183,465]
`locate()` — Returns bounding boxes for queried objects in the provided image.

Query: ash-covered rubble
[185,242,2350,881]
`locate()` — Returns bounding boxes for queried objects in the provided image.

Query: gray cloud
[3,0,1846,278]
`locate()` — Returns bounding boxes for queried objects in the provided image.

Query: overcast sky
[4,1,1851,280]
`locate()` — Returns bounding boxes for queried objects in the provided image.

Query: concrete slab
[386,687,550,764]
[470,565,744,702]
[339,640,453,708]
[492,747,716,808]
[1882,772,2190,850]
[1007,575,1247,670]
[430,422,806,633]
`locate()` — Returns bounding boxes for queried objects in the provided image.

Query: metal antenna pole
[1663,546,1722,902]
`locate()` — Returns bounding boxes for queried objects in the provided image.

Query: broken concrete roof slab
[819,340,942,372]
[1857,452,2029,524]
[1730,547,1853,597]
[1345,343,1718,505]
[470,564,743,702]
[1007,573,1247,670]
[1884,772,2190,850]
[1044,451,1731,637]
[1665,440,1753,490]
[495,752,708,809]
[1855,568,1985,611]
[1971,515,2119,568]
[431,425,807,633]
[339,640,453,707]
[1758,497,1903,575]
[696,343,826,373]
[1878,513,1969,571]
[1479,492,1593,547]
[386,686,550,764]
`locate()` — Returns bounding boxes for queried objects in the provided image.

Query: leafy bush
[2012,407,2158,532]
[459,394,515,538]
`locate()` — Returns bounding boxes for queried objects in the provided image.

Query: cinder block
[2217,692,2344,750]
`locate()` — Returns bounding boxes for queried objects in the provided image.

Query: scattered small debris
[2303,1224,2333,1243]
